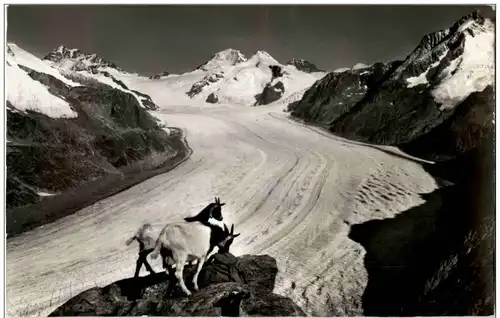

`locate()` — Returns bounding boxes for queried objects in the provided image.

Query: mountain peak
[248,50,279,66]
[388,10,494,85]
[196,48,247,71]
[43,45,120,72]
[253,50,274,60]
[214,48,246,59]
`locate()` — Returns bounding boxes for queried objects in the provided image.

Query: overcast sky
[7,5,495,75]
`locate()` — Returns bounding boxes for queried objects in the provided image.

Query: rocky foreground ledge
[49,254,305,316]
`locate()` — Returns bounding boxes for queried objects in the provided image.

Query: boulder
[206,93,219,104]
[255,81,285,105]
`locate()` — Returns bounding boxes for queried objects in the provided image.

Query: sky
[7,5,495,75]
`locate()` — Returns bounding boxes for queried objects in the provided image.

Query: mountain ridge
[289,10,494,161]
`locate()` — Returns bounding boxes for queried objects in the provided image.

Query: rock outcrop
[269,65,284,78]
[49,253,306,316]
[206,93,219,103]
[287,58,323,73]
[149,71,170,80]
[187,73,225,98]
[255,80,285,105]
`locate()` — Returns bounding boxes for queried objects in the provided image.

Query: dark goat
[184,197,227,257]
[217,224,241,254]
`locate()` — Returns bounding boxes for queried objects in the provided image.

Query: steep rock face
[6,64,189,236]
[291,11,494,160]
[401,85,494,161]
[290,62,397,124]
[255,80,285,105]
[187,73,225,98]
[49,254,305,317]
[287,58,323,73]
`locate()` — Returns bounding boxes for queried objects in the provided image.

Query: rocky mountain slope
[6,43,190,236]
[42,45,159,110]
[287,58,323,73]
[290,11,494,161]
[50,253,305,316]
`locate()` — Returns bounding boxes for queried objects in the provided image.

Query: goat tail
[150,239,162,260]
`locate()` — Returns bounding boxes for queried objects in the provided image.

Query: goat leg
[192,257,205,291]
[134,258,143,278]
[174,255,191,296]
[143,259,155,275]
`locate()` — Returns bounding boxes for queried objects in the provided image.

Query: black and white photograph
[3,3,496,317]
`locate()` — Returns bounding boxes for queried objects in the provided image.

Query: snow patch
[406,49,448,88]
[333,67,350,73]
[6,62,78,118]
[7,43,79,87]
[352,62,370,70]
[432,19,494,110]
[38,192,56,197]
[457,19,475,33]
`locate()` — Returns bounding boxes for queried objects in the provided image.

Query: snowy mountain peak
[253,50,275,60]
[408,11,490,64]
[390,10,494,95]
[248,50,279,66]
[214,48,246,62]
[196,48,247,71]
[43,45,120,72]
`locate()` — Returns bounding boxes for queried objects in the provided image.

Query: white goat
[150,221,215,295]
[150,197,227,296]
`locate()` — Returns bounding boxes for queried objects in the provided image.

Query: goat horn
[231,224,234,234]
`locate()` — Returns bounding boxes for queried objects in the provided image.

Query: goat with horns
[150,197,235,296]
